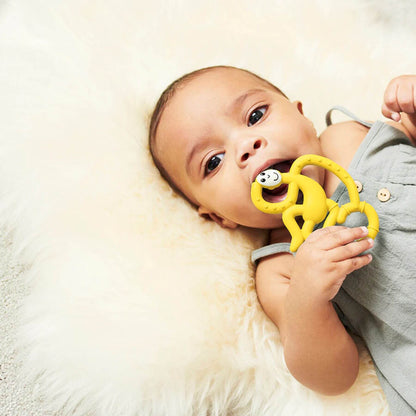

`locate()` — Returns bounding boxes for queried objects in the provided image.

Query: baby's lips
[251,159,294,183]
[251,160,280,183]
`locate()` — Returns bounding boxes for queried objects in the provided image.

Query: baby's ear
[294,100,304,115]
[198,207,238,229]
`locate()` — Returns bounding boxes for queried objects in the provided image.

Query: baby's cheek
[221,196,251,224]
[229,197,248,218]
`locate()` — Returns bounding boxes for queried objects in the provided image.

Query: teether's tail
[326,201,379,239]
[360,201,379,239]
[323,199,340,227]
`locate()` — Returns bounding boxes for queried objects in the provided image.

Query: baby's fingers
[310,226,369,250]
[330,237,374,262]
[383,75,416,120]
[338,252,373,276]
[383,80,400,120]
[397,82,416,114]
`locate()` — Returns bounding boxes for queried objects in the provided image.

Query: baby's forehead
[166,70,274,118]
[173,68,286,112]
[183,67,272,92]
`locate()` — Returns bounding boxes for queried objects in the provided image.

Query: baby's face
[155,68,324,229]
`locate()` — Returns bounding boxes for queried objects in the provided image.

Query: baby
[149,66,416,416]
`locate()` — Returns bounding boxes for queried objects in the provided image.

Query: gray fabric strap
[251,242,293,264]
[325,106,373,128]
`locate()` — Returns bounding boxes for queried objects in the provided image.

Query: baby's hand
[290,226,373,303]
[382,75,416,122]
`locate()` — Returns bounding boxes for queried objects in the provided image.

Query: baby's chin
[238,210,284,230]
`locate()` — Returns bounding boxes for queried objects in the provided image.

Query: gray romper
[252,107,416,416]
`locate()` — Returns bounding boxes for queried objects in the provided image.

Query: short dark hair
[148,65,287,207]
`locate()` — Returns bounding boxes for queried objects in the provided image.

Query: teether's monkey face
[155,67,324,229]
[256,169,282,188]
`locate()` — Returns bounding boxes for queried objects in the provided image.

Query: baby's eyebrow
[228,88,266,114]
[185,140,209,177]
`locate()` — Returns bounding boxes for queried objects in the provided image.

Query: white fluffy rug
[1,0,416,414]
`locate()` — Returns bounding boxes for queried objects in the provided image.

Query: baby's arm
[382,75,416,143]
[256,226,373,395]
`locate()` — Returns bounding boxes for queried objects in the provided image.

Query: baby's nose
[238,138,264,165]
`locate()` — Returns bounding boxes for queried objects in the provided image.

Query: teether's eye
[256,169,282,187]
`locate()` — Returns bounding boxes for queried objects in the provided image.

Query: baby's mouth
[261,160,294,203]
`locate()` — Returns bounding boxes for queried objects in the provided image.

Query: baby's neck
[269,226,293,244]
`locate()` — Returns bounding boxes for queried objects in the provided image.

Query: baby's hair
[148,65,288,207]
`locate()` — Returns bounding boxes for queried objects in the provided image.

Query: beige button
[354,180,363,193]
[377,188,391,202]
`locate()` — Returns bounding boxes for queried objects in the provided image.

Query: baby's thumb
[382,103,401,121]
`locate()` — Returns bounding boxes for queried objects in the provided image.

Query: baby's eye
[205,153,224,175]
[248,106,267,126]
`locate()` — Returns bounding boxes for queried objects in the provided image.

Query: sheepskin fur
[1,0,415,414]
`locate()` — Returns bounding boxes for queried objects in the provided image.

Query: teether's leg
[336,203,353,224]
[335,201,379,239]
[301,220,315,240]
[282,205,305,252]
[323,200,339,228]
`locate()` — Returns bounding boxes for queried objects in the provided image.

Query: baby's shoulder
[319,121,369,170]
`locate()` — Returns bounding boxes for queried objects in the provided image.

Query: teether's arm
[290,155,360,206]
[251,175,298,214]
[290,154,379,241]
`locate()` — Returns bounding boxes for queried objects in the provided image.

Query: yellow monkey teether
[251,155,379,252]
